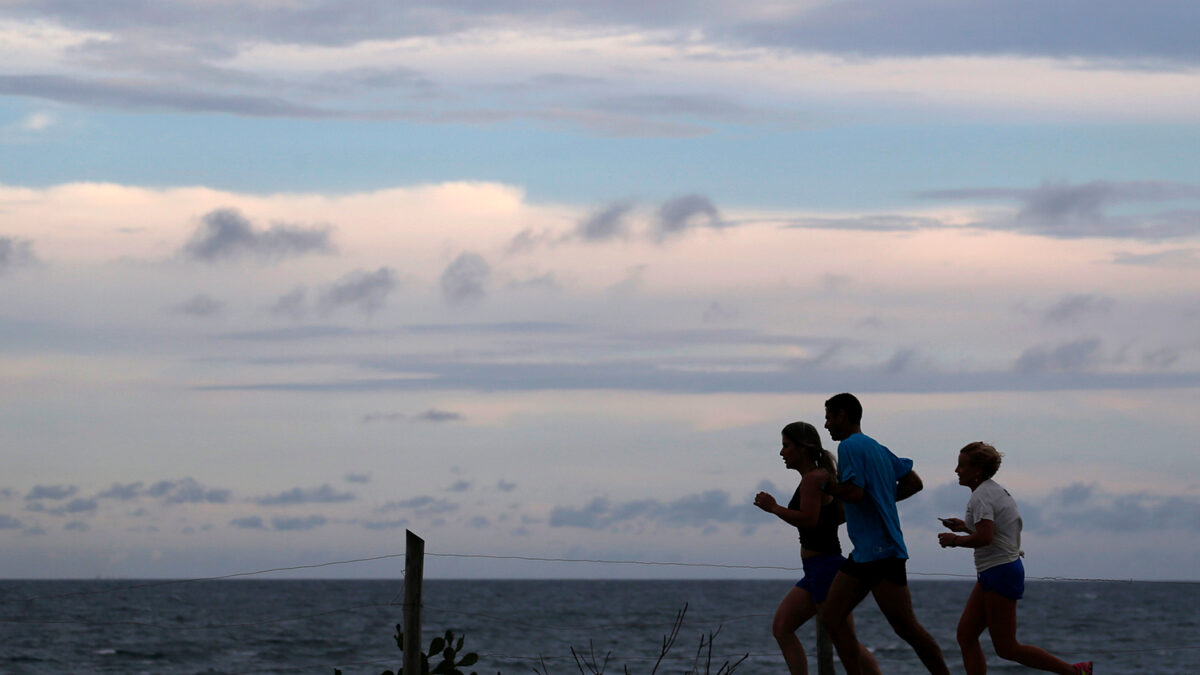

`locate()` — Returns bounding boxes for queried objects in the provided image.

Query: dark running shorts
[840,556,908,587]
[795,553,846,603]
[979,558,1025,600]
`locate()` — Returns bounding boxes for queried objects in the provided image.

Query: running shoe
[1072,663,1093,675]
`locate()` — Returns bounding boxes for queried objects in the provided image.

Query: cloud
[22,1,1200,65]
[320,267,398,315]
[230,516,266,529]
[1053,482,1095,507]
[413,409,463,423]
[63,498,98,514]
[210,346,1200,396]
[922,181,1200,240]
[361,518,409,530]
[607,264,647,296]
[25,485,77,500]
[1111,248,1200,268]
[0,515,22,529]
[577,202,634,241]
[906,480,1200,536]
[702,302,738,323]
[148,478,232,504]
[172,294,224,318]
[269,287,309,319]
[446,480,471,493]
[506,228,558,255]
[26,497,98,516]
[181,208,335,263]
[362,411,407,423]
[0,74,334,118]
[96,482,145,500]
[468,516,490,528]
[507,272,561,292]
[312,66,435,95]
[786,215,947,233]
[255,484,355,506]
[1029,483,1200,534]
[737,1,1200,65]
[64,521,90,532]
[1013,181,1200,233]
[375,496,458,516]
[440,252,491,304]
[497,480,516,492]
[221,325,359,342]
[881,348,922,375]
[271,515,328,531]
[17,112,55,132]
[654,195,723,239]
[1014,338,1104,373]
[1042,294,1115,324]
[344,473,371,484]
[549,490,758,530]
[362,408,463,423]
[0,237,37,274]
[1141,347,1181,369]
[589,94,751,122]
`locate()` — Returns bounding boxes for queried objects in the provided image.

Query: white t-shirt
[965,478,1023,573]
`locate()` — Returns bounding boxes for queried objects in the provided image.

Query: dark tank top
[788,482,844,554]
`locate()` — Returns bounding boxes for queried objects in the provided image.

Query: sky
[1,1,1198,582]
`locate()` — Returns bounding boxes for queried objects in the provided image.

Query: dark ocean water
[0,579,1195,674]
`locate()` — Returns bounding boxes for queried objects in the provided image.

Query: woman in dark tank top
[755,421,880,675]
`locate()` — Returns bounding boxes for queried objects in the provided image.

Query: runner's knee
[991,637,1021,661]
[772,616,797,641]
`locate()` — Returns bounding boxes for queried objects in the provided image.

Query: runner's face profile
[824,407,849,441]
[780,434,805,470]
[955,452,984,487]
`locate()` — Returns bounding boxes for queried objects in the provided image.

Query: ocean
[1,579,1195,674]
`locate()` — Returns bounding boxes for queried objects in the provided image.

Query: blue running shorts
[979,558,1025,600]
[795,553,846,603]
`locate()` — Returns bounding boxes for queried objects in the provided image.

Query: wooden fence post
[403,530,425,675]
[816,620,835,675]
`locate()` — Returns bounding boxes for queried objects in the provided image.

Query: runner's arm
[825,479,865,503]
[896,469,923,501]
[938,519,993,548]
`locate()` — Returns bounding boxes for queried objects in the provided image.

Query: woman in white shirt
[938,442,1093,675]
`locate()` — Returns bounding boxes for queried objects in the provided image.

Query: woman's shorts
[795,553,846,604]
[978,558,1025,600]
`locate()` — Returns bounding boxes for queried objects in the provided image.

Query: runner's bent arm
[896,469,923,501]
[938,519,994,548]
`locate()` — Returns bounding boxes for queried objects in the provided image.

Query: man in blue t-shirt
[818,393,949,675]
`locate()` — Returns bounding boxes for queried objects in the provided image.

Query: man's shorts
[839,555,908,587]
[978,558,1025,600]
[795,553,846,603]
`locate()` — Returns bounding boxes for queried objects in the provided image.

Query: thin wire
[0,602,397,631]
[427,552,1156,583]
[3,552,406,604]
[0,544,1181,645]
[427,551,797,571]
[0,549,1177,608]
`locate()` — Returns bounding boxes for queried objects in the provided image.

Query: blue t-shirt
[837,433,914,562]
